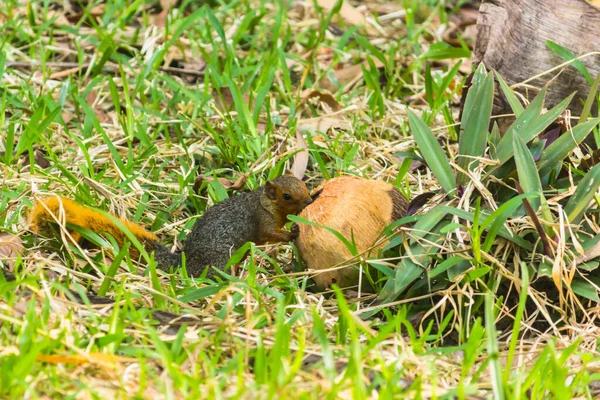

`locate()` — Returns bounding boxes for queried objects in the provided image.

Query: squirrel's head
[265,176,313,217]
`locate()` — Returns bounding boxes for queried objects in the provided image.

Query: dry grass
[2,0,600,398]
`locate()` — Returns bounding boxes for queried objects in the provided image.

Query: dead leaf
[61,111,75,124]
[300,89,342,112]
[0,232,24,271]
[212,87,250,113]
[194,175,248,194]
[154,0,177,28]
[291,131,309,180]
[297,115,351,133]
[49,66,83,80]
[317,0,367,27]
[21,149,52,169]
[65,4,105,24]
[319,58,385,92]
[85,90,111,124]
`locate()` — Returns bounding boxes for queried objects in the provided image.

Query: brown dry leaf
[23,149,52,169]
[85,90,111,124]
[319,58,385,92]
[49,66,83,80]
[194,175,248,194]
[300,89,342,112]
[212,87,250,113]
[154,0,177,27]
[290,131,309,180]
[61,111,75,124]
[66,5,105,23]
[0,232,24,271]
[297,115,351,132]
[317,0,367,27]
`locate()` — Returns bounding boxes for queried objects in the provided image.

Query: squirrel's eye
[283,193,292,200]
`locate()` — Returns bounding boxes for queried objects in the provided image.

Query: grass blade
[579,74,600,125]
[513,135,543,212]
[492,89,575,172]
[538,117,600,177]
[564,164,600,223]
[485,293,505,400]
[408,110,457,196]
[495,71,524,116]
[481,193,538,252]
[546,40,593,84]
[461,63,487,128]
[457,66,494,185]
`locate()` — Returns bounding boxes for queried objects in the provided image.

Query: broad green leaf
[436,206,532,250]
[492,89,575,173]
[538,117,600,177]
[513,135,543,212]
[461,63,488,128]
[457,65,494,185]
[491,87,547,167]
[378,213,448,303]
[408,110,457,196]
[480,193,538,252]
[546,40,593,84]
[495,72,524,116]
[570,278,600,302]
[564,164,600,223]
[428,256,469,279]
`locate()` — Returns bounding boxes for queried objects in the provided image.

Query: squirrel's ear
[265,181,278,200]
[283,170,295,176]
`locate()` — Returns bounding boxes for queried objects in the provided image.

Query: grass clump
[2,0,600,398]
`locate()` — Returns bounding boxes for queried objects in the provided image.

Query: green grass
[2,0,600,398]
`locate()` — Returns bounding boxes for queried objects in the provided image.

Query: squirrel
[29,175,313,278]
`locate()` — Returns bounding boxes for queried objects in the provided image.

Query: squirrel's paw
[290,223,300,240]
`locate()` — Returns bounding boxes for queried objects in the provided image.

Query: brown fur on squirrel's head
[264,176,313,217]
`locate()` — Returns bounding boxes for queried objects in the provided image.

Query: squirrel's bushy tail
[29,196,180,268]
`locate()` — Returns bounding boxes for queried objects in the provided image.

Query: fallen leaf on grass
[297,115,351,133]
[212,87,250,113]
[300,89,342,111]
[86,90,112,124]
[0,149,51,169]
[317,0,367,27]
[23,149,52,169]
[65,5,105,24]
[154,0,177,27]
[193,175,248,194]
[0,232,25,271]
[319,58,385,92]
[290,131,309,180]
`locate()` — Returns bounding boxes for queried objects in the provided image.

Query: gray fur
[153,176,307,278]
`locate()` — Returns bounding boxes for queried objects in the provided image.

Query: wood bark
[472,0,600,117]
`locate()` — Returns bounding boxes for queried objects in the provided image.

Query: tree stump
[472,0,600,117]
